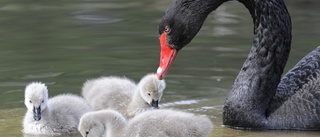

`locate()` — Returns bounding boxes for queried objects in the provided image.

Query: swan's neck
[98,111,126,137]
[126,88,149,117]
[223,0,292,128]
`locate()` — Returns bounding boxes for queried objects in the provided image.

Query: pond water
[0,0,320,136]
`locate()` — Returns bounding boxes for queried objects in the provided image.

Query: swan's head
[24,82,48,121]
[157,0,218,79]
[78,111,111,137]
[138,73,166,108]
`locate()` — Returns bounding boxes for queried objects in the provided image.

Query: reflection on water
[73,9,123,24]
[0,0,320,136]
[160,99,204,107]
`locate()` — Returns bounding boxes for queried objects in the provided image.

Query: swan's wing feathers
[267,47,320,128]
[269,47,320,108]
[277,46,320,97]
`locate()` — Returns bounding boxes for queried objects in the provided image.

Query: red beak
[157,33,178,80]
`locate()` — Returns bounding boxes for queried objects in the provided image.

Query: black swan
[156,0,320,130]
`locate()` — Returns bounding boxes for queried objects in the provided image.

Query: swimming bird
[82,76,136,114]
[78,109,213,137]
[81,73,166,117]
[157,0,320,130]
[126,73,166,117]
[22,82,93,135]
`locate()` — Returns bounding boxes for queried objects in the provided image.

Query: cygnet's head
[24,82,48,121]
[138,73,166,108]
[78,111,107,137]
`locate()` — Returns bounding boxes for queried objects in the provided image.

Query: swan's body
[23,82,92,135]
[82,73,166,117]
[78,109,213,137]
[157,0,320,130]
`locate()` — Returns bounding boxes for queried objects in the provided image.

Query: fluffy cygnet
[81,73,165,118]
[23,82,92,135]
[126,73,166,117]
[78,109,213,137]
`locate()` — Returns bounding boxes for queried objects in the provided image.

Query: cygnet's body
[78,109,213,137]
[82,76,136,114]
[82,73,166,118]
[23,82,92,135]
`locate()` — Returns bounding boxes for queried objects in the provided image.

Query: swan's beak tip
[156,67,164,80]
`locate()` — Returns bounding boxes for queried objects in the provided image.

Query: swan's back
[81,76,136,112]
[267,47,320,129]
[125,109,213,137]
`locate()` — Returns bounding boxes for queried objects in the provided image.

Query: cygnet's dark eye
[164,26,171,33]
[86,131,89,135]
[41,100,44,103]
[29,100,32,103]
[148,93,151,96]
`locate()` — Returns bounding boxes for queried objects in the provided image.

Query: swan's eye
[86,131,89,135]
[29,100,32,103]
[164,26,171,33]
[148,93,151,96]
[41,100,44,103]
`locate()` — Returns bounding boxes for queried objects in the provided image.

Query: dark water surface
[0,0,320,136]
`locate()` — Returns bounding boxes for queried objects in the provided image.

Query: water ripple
[22,72,65,79]
[160,99,206,108]
[0,82,56,87]
[0,82,30,87]
[211,47,244,52]
[74,15,122,24]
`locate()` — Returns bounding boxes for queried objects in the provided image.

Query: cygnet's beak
[33,106,41,121]
[150,99,159,108]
